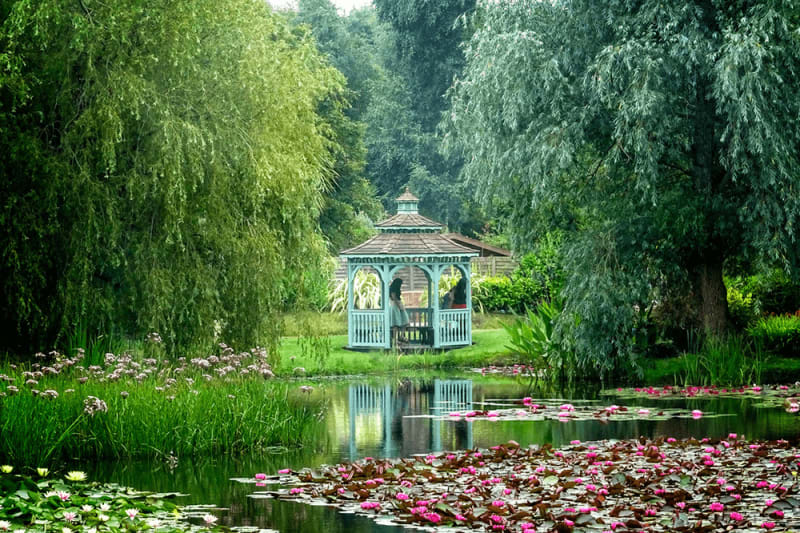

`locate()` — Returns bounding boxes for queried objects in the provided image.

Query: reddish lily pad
[241,438,800,532]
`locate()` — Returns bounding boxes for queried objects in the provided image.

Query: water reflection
[84,374,800,532]
[346,380,474,459]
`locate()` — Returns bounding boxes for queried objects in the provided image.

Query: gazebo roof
[341,187,476,258]
[340,232,476,257]
[396,188,419,202]
[374,212,442,230]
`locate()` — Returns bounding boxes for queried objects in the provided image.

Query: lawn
[275,328,516,376]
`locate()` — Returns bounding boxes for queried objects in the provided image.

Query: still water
[85,374,800,531]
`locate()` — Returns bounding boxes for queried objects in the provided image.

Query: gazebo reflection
[347,379,474,460]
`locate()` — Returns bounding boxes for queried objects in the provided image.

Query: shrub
[747,315,800,357]
[728,270,800,317]
[502,299,574,383]
[726,285,760,329]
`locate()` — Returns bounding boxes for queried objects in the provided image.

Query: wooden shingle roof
[341,232,476,256]
[396,187,419,202]
[374,213,442,230]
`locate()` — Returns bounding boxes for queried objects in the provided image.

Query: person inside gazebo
[451,278,468,309]
[389,278,410,343]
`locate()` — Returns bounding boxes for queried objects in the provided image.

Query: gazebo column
[381,264,392,349]
[464,262,473,344]
[432,264,442,348]
[347,262,355,348]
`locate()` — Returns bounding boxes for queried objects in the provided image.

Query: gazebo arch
[341,188,478,350]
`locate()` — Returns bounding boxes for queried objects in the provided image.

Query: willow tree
[0,0,343,353]
[447,1,800,375]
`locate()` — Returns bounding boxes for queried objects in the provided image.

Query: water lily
[36,467,49,477]
[65,471,86,482]
[0,465,12,474]
[125,509,138,519]
[203,513,218,525]
[709,502,724,512]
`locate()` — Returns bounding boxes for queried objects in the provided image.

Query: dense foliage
[472,233,564,312]
[447,0,800,377]
[0,0,344,353]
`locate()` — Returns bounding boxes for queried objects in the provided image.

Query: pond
[83,374,800,531]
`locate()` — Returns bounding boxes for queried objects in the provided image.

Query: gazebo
[341,188,478,350]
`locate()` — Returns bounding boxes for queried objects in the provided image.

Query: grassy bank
[0,350,325,467]
[276,329,515,376]
[642,355,800,386]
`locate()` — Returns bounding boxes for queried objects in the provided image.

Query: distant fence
[333,257,518,290]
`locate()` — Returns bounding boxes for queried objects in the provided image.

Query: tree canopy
[447,0,800,376]
[0,0,344,353]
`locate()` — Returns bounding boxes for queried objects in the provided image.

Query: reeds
[0,348,325,466]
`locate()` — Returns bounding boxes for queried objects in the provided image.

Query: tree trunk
[698,255,728,336]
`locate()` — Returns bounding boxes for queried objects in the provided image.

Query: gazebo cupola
[340,188,478,350]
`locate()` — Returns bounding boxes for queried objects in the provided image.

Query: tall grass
[0,367,325,467]
[681,334,767,386]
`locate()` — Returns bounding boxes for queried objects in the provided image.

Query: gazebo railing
[439,309,471,346]
[350,310,385,347]
[406,307,432,345]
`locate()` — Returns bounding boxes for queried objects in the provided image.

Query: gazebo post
[347,262,355,348]
[382,264,392,349]
[464,262,473,344]
[432,264,442,348]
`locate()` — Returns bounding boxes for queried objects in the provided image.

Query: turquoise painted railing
[350,310,385,347]
[439,309,471,346]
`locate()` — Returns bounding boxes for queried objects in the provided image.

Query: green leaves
[0,0,346,353]
[447,0,800,377]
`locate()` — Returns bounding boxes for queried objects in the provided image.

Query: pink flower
[645,508,657,516]
[360,501,380,510]
[423,512,441,523]
[255,473,267,480]
[730,512,743,521]
[289,488,303,495]
[765,499,774,507]
[564,519,574,526]
[762,522,776,529]
[728,433,738,439]
[691,410,703,418]
[709,502,724,512]
[492,500,506,507]
[455,514,467,521]
[278,469,291,474]
[396,493,409,500]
